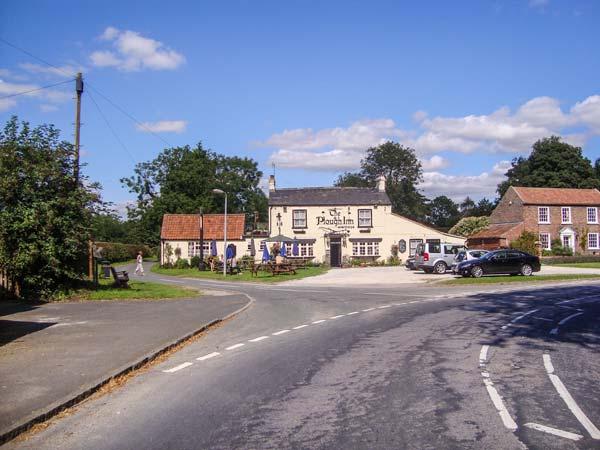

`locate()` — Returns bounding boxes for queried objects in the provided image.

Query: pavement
[0,278,251,443]
[3,262,600,449]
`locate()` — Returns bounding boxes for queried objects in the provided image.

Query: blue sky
[2,0,600,214]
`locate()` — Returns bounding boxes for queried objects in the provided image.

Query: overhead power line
[0,78,73,100]
[0,37,74,79]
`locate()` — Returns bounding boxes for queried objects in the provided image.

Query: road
[6,270,600,450]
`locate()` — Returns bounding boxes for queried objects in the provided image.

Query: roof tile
[161,214,246,240]
[512,187,600,205]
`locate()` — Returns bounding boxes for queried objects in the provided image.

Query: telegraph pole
[74,72,83,182]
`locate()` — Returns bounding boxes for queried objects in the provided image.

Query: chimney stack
[377,174,386,192]
[269,175,276,192]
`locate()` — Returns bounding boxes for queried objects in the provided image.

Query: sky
[1,0,600,215]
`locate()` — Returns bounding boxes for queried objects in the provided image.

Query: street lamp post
[198,208,206,271]
[212,189,227,277]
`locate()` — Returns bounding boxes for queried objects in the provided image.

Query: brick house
[467,187,600,254]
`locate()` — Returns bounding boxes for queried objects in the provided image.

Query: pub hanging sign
[316,208,355,229]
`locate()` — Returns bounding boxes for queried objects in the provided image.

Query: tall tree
[0,117,100,299]
[427,196,461,229]
[497,136,598,197]
[472,198,496,216]
[335,141,428,220]
[459,196,476,216]
[121,144,267,245]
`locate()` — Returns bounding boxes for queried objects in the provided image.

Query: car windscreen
[455,251,466,262]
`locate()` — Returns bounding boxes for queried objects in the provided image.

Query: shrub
[449,216,490,237]
[174,258,190,269]
[190,256,201,268]
[386,256,402,266]
[95,242,152,263]
[543,255,600,265]
[550,238,573,256]
[510,231,538,255]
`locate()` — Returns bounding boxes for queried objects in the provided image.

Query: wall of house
[160,239,250,265]
[268,204,465,264]
[489,187,524,224]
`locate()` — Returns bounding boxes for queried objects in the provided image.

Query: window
[588,207,598,224]
[358,209,372,228]
[352,241,379,256]
[409,239,423,256]
[298,243,314,257]
[562,235,572,249]
[292,209,307,228]
[561,207,571,224]
[188,241,210,257]
[539,233,550,250]
[538,207,550,224]
[588,233,599,249]
[427,242,441,253]
[259,241,266,251]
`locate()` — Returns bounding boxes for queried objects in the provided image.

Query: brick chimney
[377,174,386,192]
[269,175,276,192]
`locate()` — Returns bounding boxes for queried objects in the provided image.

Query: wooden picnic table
[251,261,297,276]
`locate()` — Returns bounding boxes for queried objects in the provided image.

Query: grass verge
[66,278,200,301]
[441,274,600,285]
[151,264,328,283]
[551,262,600,269]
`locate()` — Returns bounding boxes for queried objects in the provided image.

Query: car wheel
[520,264,533,276]
[434,261,447,274]
[471,266,483,278]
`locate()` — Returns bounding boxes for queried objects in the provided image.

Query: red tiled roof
[512,187,600,205]
[468,222,522,239]
[160,214,246,240]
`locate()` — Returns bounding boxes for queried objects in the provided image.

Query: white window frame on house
[292,209,307,229]
[188,241,210,257]
[561,207,572,224]
[587,207,598,224]
[539,232,551,250]
[588,232,600,250]
[352,241,379,256]
[358,209,373,228]
[298,243,314,257]
[538,206,550,224]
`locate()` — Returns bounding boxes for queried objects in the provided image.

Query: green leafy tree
[0,117,100,299]
[121,144,267,246]
[510,231,538,255]
[335,141,428,220]
[497,136,599,197]
[472,198,496,216]
[427,196,461,229]
[459,196,476,216]
[448,216,490,237]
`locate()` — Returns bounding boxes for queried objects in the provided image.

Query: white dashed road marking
[272,329,290,336]
[362,308,375,312]
[543,353,600,439]
[524,422,583,441]
[163,362,193,373]
[225,343,245,351]
[550,312,584,335]
[479,345,517,431]
[312,319,326,324]
[501,309,539,329]
[377,305,392,309]
[292,324,308,329]
[248,336,269,342]
[346,311,359,315]
[479,345,489,367]
[329,315,345,319]
[197,352,220,361]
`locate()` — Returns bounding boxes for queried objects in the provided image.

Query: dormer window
[538,207,550,224]
[561,207,571,224]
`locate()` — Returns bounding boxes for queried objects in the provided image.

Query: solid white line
[377,305,391,309]
[329,314,345,319]
[225,343,245,351]
[482,378,518,430]
[197,352,220,361]
[362,308,375,312]
[312,319,326,324]
[408,300,420,304]
[524,422,583,441]
[163,362,193,373]
[543,353,600,439]
[272,329,290,336]
[479,345,489,365]
[293,324,308,329]
[249,336,269,342]
[558,312,584,326]
[346,311,359,315]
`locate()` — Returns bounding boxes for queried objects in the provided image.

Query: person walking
[135,251,144,276]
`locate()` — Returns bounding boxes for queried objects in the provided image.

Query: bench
[110,266,129,288]
[214,262,242,275]
[252,262,296,276]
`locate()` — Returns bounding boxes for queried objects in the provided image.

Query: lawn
[551,262,600,269]
[67,277,200,300]
[442,274,600,285]
[152,264,328,283]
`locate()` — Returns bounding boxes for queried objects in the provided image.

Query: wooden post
[88,240,94,280]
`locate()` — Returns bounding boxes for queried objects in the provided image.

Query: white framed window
[352,241,379,256]
[358,209,372,228]
[561,207,572,224]
[588,233,600,249]
[409,239,423,257]
[538,206,550,224]
[298,243,314,257]
[188,241,210,257]
[292,209,307,228]
[539,233,550,250]
[587,207,598,224]
[259,241,266,251]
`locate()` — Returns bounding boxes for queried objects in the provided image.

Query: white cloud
[0,98,17,112]
[571,95,600,132]
[419,161,512,201]
[0,79,71,111]
[90,27,185,71]
[420,155,449,170]
[19,62,84,78]
[135,120,187,133]
[40,104,59,113]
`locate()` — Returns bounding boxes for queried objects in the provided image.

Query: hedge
[95,242,153,263]
[542,255,600,265]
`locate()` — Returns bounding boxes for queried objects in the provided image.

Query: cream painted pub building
[268,175,464,267]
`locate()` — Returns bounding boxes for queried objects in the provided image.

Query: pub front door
[330,237,342,267]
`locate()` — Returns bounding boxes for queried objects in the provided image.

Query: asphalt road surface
[6,271,600,450]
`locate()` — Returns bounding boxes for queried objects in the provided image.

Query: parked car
[405,257,417,270]
[455,249,541,278]
[451,249,489,274]
[415,242,466,274]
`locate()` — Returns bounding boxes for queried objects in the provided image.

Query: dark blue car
[456,249,541,278]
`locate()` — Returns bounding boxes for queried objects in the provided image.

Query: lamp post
[212,189,227,277]
[198,207,205,271]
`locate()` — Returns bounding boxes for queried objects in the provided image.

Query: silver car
[415,242,466,274]
[451,249,489,274]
